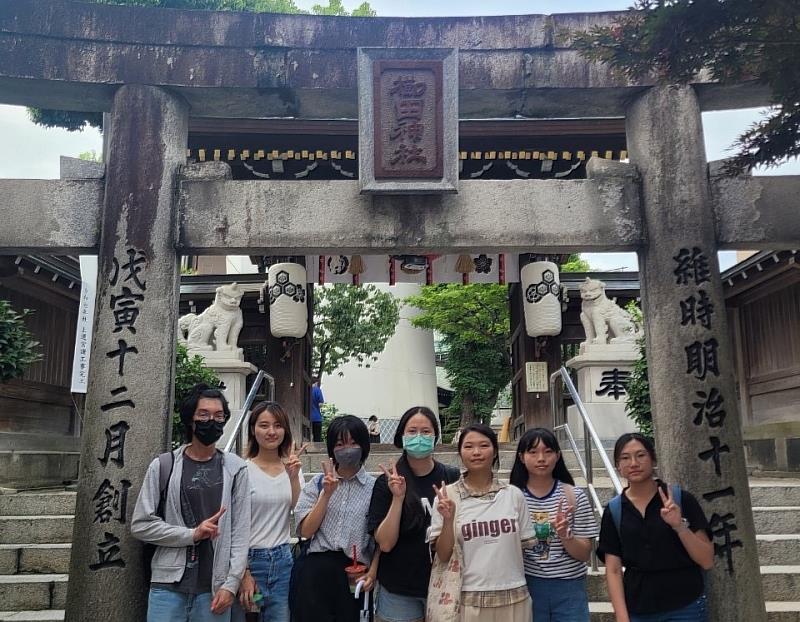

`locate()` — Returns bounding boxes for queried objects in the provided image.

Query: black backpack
[143,451,175,583]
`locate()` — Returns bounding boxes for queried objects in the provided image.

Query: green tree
[572,0,800,172]
[172,343,222,447]
[312,283,400,380]
[561,254,591,273]
[29,0,375,130]
[623,301,653,438]
[79,150,102,162]
[0,300,42,384]
[406,284,511,429]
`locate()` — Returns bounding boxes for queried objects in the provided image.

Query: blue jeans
[148,587,232,622]
[630,595,708,622]
[232,544,293,622]
[525,575,590,622]
[376,585,426,622]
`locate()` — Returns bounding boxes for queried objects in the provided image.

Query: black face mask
[193,420,225,446]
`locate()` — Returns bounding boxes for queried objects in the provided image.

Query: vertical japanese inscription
[89,247,147,573]
[673,246,742,574]
[373,60,443,179]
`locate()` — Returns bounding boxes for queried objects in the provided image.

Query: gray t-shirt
[159,452,224,595]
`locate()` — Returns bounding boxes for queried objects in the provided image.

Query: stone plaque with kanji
[358,48,458,194]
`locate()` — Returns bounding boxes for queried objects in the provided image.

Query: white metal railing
[223,370,276,455]
[549,366,624,505]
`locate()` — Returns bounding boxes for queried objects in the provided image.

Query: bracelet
[673,518,690,533]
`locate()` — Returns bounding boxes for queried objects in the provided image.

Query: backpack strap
[561,482,577,512]
[671,483,682,510]
[609,493,623,540]
[155,451,175,519]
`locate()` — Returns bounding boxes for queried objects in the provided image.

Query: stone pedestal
[190,350,257,453]
[565,343,638,445]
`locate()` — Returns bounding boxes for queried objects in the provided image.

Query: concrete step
[0,575,67,611]
[0,494,76,518]
[754,508,800,535]
[0,453,79,490]
[0,613,65,622]
[0,545,71,575]
[585,566,800,602]
[0,518,73,546]
[758,536,800,566]
[588,602,800,621]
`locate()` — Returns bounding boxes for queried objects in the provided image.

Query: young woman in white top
[233,401,303,622]
[429,423,535,622]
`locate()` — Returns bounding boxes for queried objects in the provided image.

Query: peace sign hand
[284,443,307,481]
[659,484,683,529]
[380,461,407,499]
[553,498,575,540]
[433,481,455,524]
[321,458,339,497]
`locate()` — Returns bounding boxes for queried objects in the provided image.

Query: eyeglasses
[195,411,226,423]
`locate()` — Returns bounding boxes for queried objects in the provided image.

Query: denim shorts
[231,543,293,622]
[376,586,427,622]
[525,575,590,622]
[630,595,708,622]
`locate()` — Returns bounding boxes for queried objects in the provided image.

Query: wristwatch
[673,518,690,533]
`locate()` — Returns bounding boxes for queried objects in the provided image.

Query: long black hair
[391,406,441,532]
[510,428,575,490]
[457,423,500,469]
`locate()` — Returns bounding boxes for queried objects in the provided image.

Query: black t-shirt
[172,452,224,594]
[597,481,711,615]
[367,460,460,597]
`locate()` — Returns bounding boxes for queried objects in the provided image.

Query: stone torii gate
[1,1,799,620]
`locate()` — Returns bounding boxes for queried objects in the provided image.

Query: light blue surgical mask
[403,433,435,459]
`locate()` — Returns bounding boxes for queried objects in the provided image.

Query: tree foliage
[172,343,222,447]
[0,300,42,384]
[623,302,653,438]
[406,284,511,430]
[312,284,400,380]
[561,253,591,273]
[28,0,375,130]
[572,0,800,172]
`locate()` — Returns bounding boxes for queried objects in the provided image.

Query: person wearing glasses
[132,384,251,622]
[597,433,713,622]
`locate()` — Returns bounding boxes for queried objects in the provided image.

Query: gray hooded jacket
[131,446,251,597]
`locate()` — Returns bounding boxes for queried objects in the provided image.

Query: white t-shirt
[429,483,534,592]
[247,461,293,549]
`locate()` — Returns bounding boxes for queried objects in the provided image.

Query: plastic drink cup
[345,563,367,593]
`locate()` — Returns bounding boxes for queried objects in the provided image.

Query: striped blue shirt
[522,480,599,579]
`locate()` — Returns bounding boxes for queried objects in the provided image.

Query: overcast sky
[2,0,797,271]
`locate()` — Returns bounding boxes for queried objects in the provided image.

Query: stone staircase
[1,445,798,621]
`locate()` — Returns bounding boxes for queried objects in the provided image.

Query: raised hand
[433,480,455,523]
[284,442,307,481]
[194,506,226,542]
[380,461,407,499]
[553,498,575,540]
[321,458,339,497]
[659,484,683,529]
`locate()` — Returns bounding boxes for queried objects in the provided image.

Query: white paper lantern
[521,261,562,337]
[268,263,308,338]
